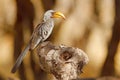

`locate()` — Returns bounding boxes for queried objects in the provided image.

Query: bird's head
[43,10,65,21]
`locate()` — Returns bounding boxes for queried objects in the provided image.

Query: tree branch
[36,41,89,80]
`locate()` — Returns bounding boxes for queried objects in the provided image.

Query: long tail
[11,43,30,73]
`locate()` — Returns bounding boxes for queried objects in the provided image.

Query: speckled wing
[30,22,45,50]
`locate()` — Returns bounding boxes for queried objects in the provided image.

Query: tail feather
[11,43,30,73]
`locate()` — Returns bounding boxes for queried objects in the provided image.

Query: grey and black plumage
[11,10,65,73]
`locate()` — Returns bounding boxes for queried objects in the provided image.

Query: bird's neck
[44,19,54,27]
[44,18,53,22]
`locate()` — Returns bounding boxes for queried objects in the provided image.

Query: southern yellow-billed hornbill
[11,10,65,73]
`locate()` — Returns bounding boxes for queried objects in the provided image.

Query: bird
[11,10,65,73]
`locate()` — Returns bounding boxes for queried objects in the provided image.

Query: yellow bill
[52,11,66,20]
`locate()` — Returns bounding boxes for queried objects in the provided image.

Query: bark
[37,41,89,80]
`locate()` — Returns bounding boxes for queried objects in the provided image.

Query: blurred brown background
[0,0,120,80]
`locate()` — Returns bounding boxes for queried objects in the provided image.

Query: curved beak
[51,11,66,20]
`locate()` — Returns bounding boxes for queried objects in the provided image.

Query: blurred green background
[0,0,120,80]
